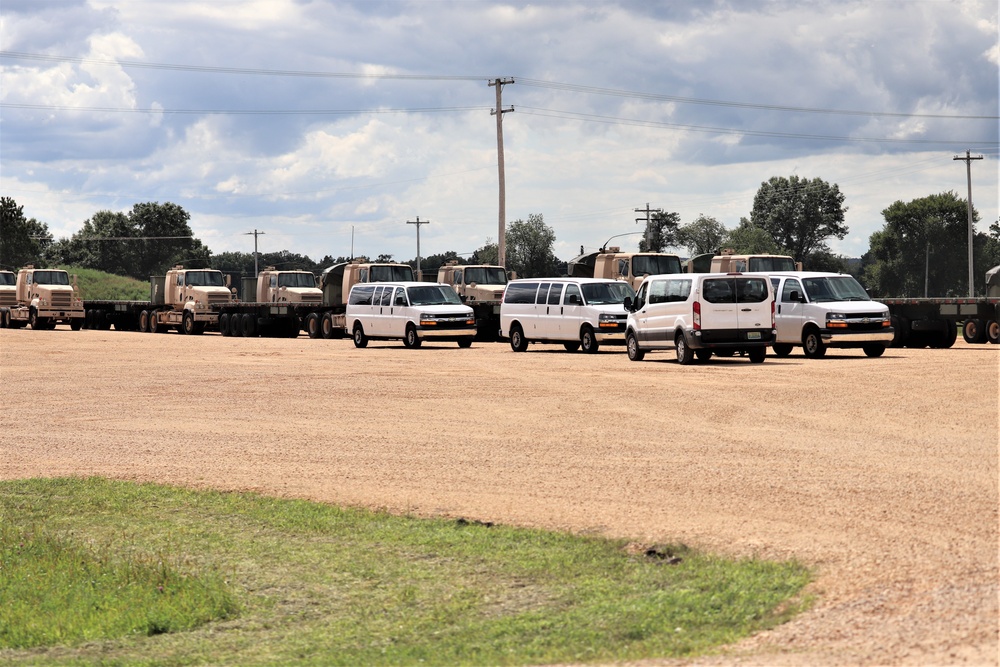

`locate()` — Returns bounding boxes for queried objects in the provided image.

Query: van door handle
[741,308,752,312]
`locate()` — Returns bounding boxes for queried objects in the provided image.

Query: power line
[0,103,489,116]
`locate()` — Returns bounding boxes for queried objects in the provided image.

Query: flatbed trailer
[212,302,346,338]
[877,297,1000,347]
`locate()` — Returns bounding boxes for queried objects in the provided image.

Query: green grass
[0,478,811,666]
[59,266,149,301]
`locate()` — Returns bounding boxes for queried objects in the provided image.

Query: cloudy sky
[2,0,997,267]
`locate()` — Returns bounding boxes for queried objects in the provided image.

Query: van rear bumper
[688,328,774,349]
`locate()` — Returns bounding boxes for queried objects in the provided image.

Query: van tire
[457,338,472,348]
[509,324,528,352]
[563,342,580,352]
[803,329,827,358]
[695,349,712,362]
[626,332,644,361]
[863,344,886,358]
[772,343,793,357]
[748,347,766,363]
[675,333,694,365]
[580,325,600,353]
[353,324,368,348]
[404,324,422,349]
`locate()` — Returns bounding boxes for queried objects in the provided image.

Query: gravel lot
[1,328,997,665]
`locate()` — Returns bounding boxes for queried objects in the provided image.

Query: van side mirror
[394,295,405,306]
[568,293,581,305]
[789,290,804,302]
[623,296,633,312]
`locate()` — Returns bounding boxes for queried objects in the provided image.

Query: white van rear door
[734,277,771,337]
[700,277,738,331]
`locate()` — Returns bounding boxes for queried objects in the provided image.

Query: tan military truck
[0,270,16,314]
[568,247,684,290]
[436,261,508,338]
[215,267,323,338]
[0,266,84,330]
[138,266,236,334]
[686,249,800,273]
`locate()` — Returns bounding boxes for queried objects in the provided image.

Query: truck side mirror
[623,296,633,311]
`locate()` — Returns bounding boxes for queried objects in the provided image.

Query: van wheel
[626,332,644,361]
[863,344,886,358]
[675,334,694,365]
[748,347,766,363]
[218,312,229,336]
[802,329,827,358]
[695,349,712,362]
[962,318,985,344]
[353,324,368,348]
[580,326,600,353]
[457,338,473,348]
[772,343,793,357]
[563,342,580,352]
[509,324,528,352]
[404,324,422,349]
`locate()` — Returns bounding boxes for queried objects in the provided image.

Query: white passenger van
[763,272,893,358]
[624,273,775,364]
[346,282,476,349]
[499,278,634,353]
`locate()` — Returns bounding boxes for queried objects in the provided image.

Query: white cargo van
[763,272,893,358]
[499,278,634,353]
[346,282,476,349]
[624,273,775,364]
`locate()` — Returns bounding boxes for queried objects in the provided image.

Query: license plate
[746,331,761,340]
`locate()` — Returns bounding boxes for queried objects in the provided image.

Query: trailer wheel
[321,313,335,339]
[306,313,321,339]
[285,320,301,338]
[890,315,909,347]
[986,320,999,345]
[241,313,258,337]
[218,312,229,336]
[353,324,368,348]
[802,328,827,358]
[962,318,985,344]
[933,322,957,349]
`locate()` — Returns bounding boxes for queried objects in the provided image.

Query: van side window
[503,282,538,304]
[349,285,376,305]
[781,279,803,302]
[564,284,582,305]
[378,286,394,306]
[547,283,563,305]
[633,282,647,309]
[392,287,407,306]
[649,280,668,304]
[703,278,735,304]
[536,283,551,304]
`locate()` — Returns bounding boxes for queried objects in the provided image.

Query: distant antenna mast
[244,229,265,277]
[953,149,983,297]
[490,77,515,268]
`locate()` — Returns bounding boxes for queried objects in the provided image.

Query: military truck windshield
[463,267,507,285]
[32,270,70,285]
[185,271,225,287]
[370,265,414,282]
[277,273,316,288]
[632,255,682,276]
[581,281,635,305]
[0,273,16,286]
[802,276,870,302]
[406,285,463,306]
[748,256,796,272]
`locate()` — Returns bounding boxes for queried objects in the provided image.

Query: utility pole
[953,149,983,297]
[243,229,265,277]
[490,77,515,268]
[634,203,662,251]
[407,216,430,280]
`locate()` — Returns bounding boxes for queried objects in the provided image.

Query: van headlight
[598,313,620,328]
[419,314,437,326]
[826,312,848,328]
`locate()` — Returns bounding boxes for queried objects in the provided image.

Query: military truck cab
[437,261,508,338]
[1,266,85,330]
[144,266,234,334]
[568,247,683,291]
[253,267,321,304]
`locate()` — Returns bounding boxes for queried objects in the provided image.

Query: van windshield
[32,270,70,285]
[370,265,414,282]
[581,281,635,305]
[185,271,225,287]
[277,272,317,288]
[406,285,463,306]
[632,255,682,276]
[464,267,507,285]
[802,276,870,302]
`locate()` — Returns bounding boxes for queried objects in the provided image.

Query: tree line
[2,173,998,296]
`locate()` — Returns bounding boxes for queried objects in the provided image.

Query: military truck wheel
[802,329,827,358]
[70,318,83,331]
[626,332,644,361]
[29,310,39,330]
[403,324,422,349]
[182,311,196,335]
[863,344,886,358]
[321,313,335,339]
[457,338,472,348]
[0,310,8,328]
[306,313,321,339]
[149,313,160,333]
[675,332,694,365]
[353,324,368,348]
[962,318,985,344]
[563,342,580,352]
[241,313,258,337]
[748,347,766,363]
[218,313,229,336]
[580,325,600,353]
[890,315,909,347]
[509,324,528,352]
[772,343,793,357]
[987,320,1000,344]
[285,320,301,338]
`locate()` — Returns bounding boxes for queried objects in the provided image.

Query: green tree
[505,214,559,278]
[750,175,848,261]
[676,214,727,256]
[471,239,498,266]
[863,191,994,297]
[638,210,680,252]
[0,197,52,270]
[721,218,784,255]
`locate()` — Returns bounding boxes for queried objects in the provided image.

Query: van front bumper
[417,326,476,341]
[821,329,894,346]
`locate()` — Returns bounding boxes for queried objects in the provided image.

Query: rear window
[503,282,539,304]
[349,285,376,305]
[702,277,769,304]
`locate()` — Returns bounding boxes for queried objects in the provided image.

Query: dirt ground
[0,328,997,666]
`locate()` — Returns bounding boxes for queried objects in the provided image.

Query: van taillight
[693,300,701,330]
[771,299,775,329]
